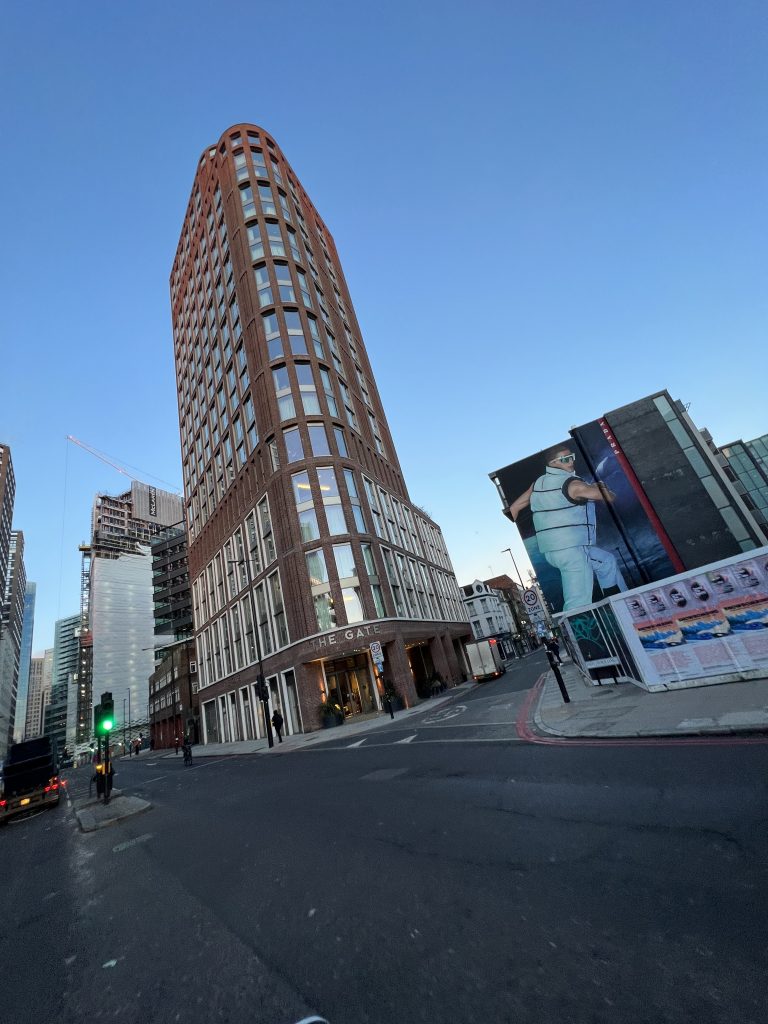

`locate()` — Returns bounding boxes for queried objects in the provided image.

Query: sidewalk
[534,659,768,738]
[152,682,477,759]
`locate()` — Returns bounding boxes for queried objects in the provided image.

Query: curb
[75,795,153,833]
[524,670,768,745]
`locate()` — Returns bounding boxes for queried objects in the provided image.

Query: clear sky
[1,0,766,654]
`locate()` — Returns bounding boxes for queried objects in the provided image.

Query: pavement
[534,657,768,738]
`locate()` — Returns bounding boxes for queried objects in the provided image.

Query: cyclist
[181,736,193,766]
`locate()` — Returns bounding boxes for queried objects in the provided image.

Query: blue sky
[1,0,766,653]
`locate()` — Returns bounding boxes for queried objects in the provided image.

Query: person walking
[174,736,180,755]
[544,636,562,665]
[271,709,284,743]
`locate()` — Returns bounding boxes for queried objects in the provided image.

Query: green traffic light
[103,719,113,732]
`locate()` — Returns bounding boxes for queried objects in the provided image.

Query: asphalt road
[2,652,767,1024]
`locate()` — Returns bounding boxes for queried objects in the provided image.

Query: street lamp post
[501,548,531,654]
[229,558,273,749]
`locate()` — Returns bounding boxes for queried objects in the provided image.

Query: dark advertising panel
[493,426,678,615]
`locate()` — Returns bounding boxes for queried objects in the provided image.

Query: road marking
[139,775,168,784]
[346,738,367,748]
[422,705,467,725]
[421,721,521,729]
[112,833,153,854]
[395,734,417,744]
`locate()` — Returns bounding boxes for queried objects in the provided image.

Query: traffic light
[256,676,269,703]
[95,691,114,734]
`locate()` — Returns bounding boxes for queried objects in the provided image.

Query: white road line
[421,721,520,728]
[139,775,168,784]
[395,734,417,744]
[346,739,367,748]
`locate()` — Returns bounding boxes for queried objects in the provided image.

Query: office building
[78,482,183,742]
[13,581,36,741]
[0,445,14,597]
[171,123,468,743]
[0,531,26,757]
[717,439,768,529]
[24,652,51,738]
[44,613,79,757]
[491,390,767,617]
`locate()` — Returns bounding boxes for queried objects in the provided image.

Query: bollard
[547,650,570,703]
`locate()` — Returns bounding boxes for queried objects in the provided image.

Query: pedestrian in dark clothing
[174,736,180,755]
[545,636,562,665]
[271,709,284,743]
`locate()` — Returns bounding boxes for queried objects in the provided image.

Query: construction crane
[66,435,181,493]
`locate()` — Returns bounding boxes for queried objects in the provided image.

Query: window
[299,508,320,542]
[319,367,339,416]
[287,226,301,262]
[247,223,264,261]
[307,316,324,358]
[240,184,256,219]
[285,310,307,355]
[317,467,340,499]
[292,471,313,507]
[258,497,276,563]
[341,587,364,624]
[345,469,367,532]
[339,380,358,430]
[259,184,276,216]
[273,365,295,420]
[263,312,283,360]
[255,264,273,308]
[334,427,348,457]
[296,362,321,415]
[266,221,285,256]
[269,571,288,647]
[297,268,312,308]
[333,543,357,580]
[308,423,330,456]
[234,150,249,183]
[361,543,377,578]
[313,592,336,631]
[306,548,329,586]
[371,584,386,618]
[284,426,304,463]
[251,147,267,177]
[363,477,384,537]
[275,262,295,302]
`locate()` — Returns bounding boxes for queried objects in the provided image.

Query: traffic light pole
[230,558,273,748]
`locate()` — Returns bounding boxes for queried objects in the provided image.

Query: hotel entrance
[323,652,380,718]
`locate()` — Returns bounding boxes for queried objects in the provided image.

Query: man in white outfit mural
[508,445,627,612]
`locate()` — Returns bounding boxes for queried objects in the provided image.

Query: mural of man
[508,445,627,612]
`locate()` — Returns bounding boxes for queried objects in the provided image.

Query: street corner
[74,794,153,833]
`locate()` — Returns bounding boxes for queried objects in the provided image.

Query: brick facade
[171,124,470,745]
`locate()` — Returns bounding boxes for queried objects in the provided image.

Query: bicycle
[182,743,193,766]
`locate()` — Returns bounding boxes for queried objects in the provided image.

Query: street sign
[370,641,383,659]
[523,588,540,608]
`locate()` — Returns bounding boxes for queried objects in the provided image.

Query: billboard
[611,551,768,686]
[493,426,679,616]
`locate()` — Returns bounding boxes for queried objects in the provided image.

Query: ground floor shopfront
[198,618,471,746]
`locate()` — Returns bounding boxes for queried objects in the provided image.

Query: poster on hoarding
[492,427,677,615]
[611,550,768,685]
